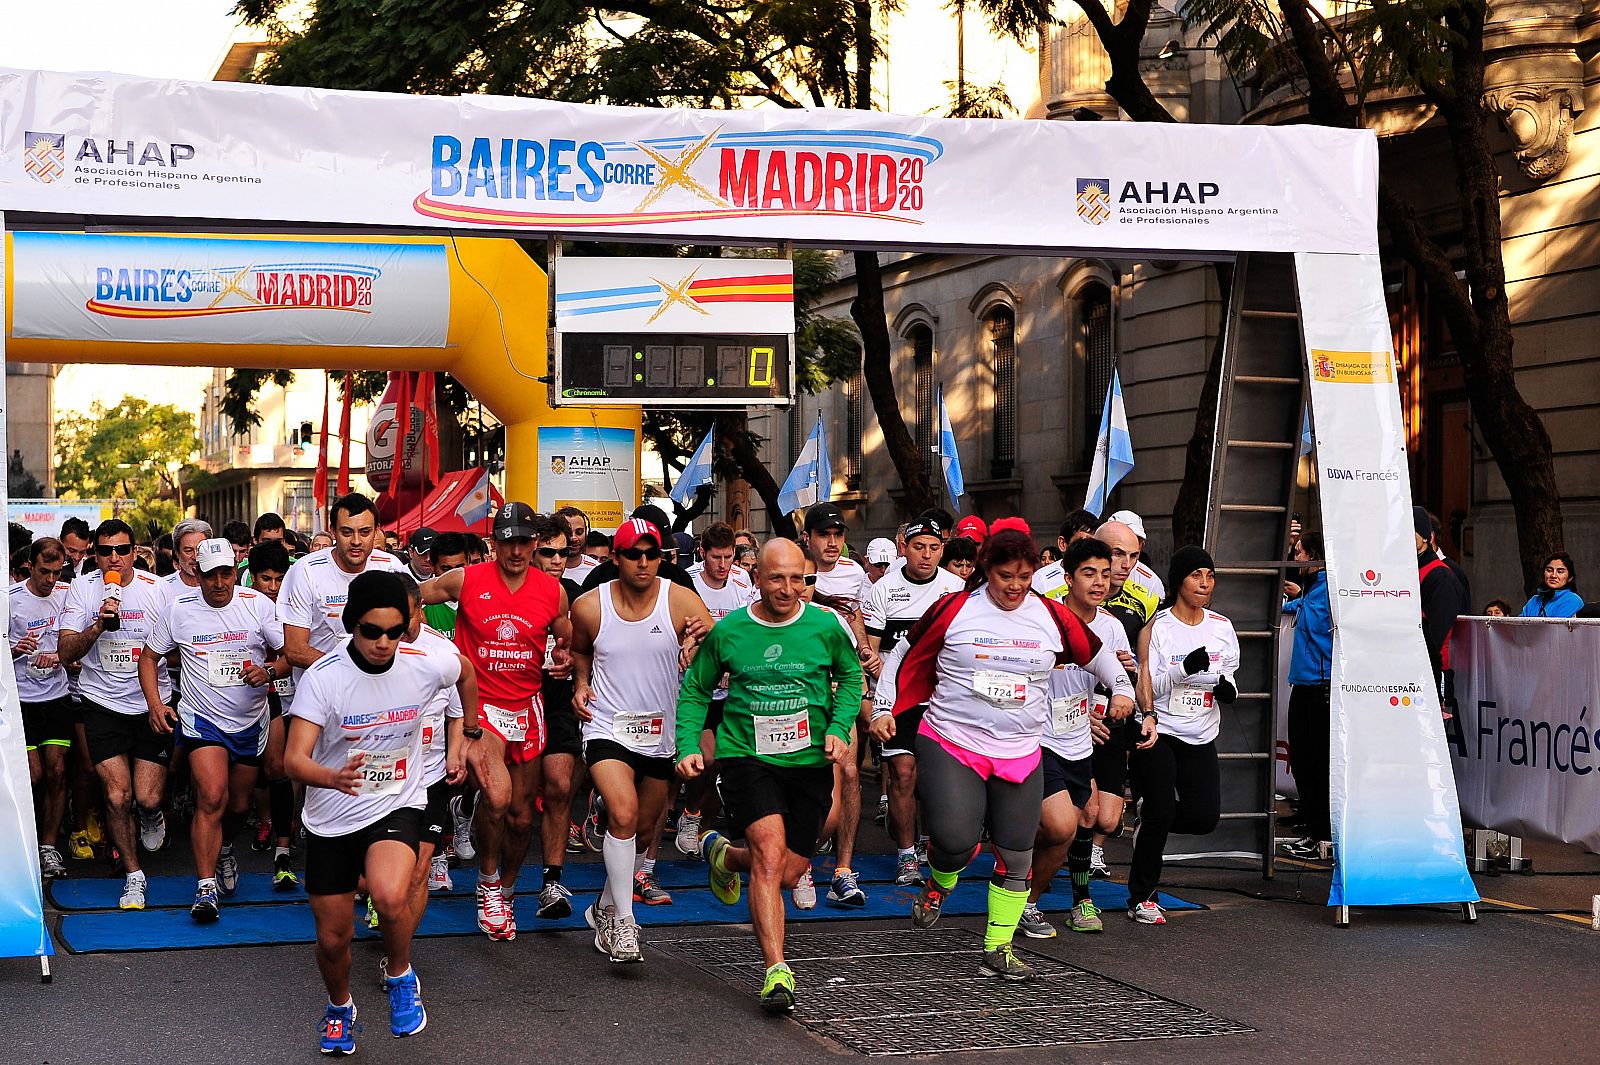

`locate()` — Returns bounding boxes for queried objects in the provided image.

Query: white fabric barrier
[1449,616,1600,854]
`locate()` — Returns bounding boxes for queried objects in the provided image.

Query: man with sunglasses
[420,501,570,940]
[11,537,73,880]
[57,519,174,910]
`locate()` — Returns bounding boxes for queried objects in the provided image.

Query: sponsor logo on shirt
[341,705,422,730]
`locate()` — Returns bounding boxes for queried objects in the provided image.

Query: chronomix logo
[1311,348,1395,384]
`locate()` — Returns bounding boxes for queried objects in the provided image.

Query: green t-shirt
[423,601,458,639]
[677,603,863,768]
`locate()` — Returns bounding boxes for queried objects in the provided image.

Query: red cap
[613,518,663,553]
[990,516,1032,538]
[955,515,988,542]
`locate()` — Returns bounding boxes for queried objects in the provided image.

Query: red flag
[336,373,355,495]
[393,371,414,515]
[313,372,331,511]
[417,372,441,484]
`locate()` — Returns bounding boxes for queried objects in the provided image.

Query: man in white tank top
[570,518,712,964]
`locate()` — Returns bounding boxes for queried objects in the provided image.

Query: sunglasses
[618,547,662,562]
[96,543,134,557]
[535,547,566,559]
[356,622,407,641]
[803,573,819,587]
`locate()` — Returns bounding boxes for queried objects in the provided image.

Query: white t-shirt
[1129,560,1165,604]
[922,589,1064,759]
[692,568,758,621]
[277,547,402,679]
[409,624,465,785]
[865,564,963,719]
[565,555,601,579]
[1146,607,1240,745]
[1030,561,1070,602]
[60,570,172,713]
[1043,607,1134,761]
[10,580,70,703]
[145,588,284,736]
[583,579,682,759]
[812,557,872,615]
[289,642,462,837]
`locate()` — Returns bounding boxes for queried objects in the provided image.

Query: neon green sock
[931,866,960,892]
[984,882,1030,951]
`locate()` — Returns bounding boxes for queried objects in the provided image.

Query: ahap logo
[1312,348,1394,385]
[1076,178,1111,225]
[24,131,65,184]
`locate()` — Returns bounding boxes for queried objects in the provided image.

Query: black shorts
[583,737,674,781]
[881,705,924,759]
[267,688,284,721]
[1091,716,1135,797]
[82,701,174,767]
[21,697,74,750]
[421,779,452,848]
[544,696,583,759]
[304,808,423,896]
[703,696,726,735]
[716,757,833,858]
[1042,747,1094,809]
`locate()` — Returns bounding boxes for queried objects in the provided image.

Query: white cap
[1108,510,1147,540]
[195,537,236,573]
[865,537,897,565]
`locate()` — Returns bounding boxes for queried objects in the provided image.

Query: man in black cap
[406,528,437,583]
[580,503,698,594]
[1415,506,1469,712]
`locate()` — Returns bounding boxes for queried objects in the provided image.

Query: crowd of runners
[9,494,1245,1053]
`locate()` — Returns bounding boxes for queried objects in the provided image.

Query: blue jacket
[1521,588,1584,619]
[1283,570,1332,685]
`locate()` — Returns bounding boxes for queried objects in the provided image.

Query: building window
[987,307,1017,477]
[280,478,316,533]
[1080,283,1114,461]
[908,325,935,478]
[843,362,864,490]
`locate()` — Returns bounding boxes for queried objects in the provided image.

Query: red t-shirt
[453,560,562,708]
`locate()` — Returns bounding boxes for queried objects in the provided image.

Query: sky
[0,2,248,81]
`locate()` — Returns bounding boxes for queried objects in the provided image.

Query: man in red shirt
[422,502,571,939]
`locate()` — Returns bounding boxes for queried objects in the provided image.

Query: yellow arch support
[3,233,640,509]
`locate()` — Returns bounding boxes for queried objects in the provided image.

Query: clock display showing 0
[557,332,792,406]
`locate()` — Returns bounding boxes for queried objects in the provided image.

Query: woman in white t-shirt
[1129,545,1240,926]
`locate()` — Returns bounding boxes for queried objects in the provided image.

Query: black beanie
[342,571,411,633]
[1167,545,1216,602]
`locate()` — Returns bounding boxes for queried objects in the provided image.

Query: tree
[54,398,206,539]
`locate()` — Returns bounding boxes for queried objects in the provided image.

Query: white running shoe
[119,873,147,910]
[609,916,644,963]
[139,810,167,853]
[585,903,615,956]
[1127,900,1167,925]
[792,869,817,910]
[674,812,702,858]
[428,855,452,892]
[449,796,475,863]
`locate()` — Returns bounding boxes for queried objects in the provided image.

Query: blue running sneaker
[826,869,867,907]
[385,969,427,1037]
[319,1001,358,1056]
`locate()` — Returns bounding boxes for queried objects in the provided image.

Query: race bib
[421,724,435,751]
[754,709,810,756]
[356,749,408,796]
[25,658,56,680]
[973,669,1028,707]
[543,635,557,671]
[273,675,296,698]
[1051,692,1091,734]
[205,650,250,687]
[484,701,529,742]
[1173,685,1214,717]
[614,710,666,753]
[1092,693,1109,717]
[101,639,139,674]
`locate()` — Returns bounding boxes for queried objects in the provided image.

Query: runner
[1016,538,1136,939]
[142,538,288,922]
[1129,546,1240,925]
[580,504,698,593]
[679,538,861,1013]
[420,501,569,940]
[244,539,302,889]
[56,519,174,909]
[11,537,72,879]
[881,528,1101,980]
[862,538,897,584]
[572,518,712,962]
[422,532,469,639]
[60,517,93,579]
[1108,510,1165,602]
[279,494,403,684]
[582,531,612,566]
[286,571,478,1053]
[940,536,976,581]
[556,506,601,580]
[405,529,437,583]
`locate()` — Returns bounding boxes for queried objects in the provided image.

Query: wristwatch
[462,725,483,739]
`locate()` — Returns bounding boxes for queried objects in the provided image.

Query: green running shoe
[760,964,796,1014]
[700,830,742,906]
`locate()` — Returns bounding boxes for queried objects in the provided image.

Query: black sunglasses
[618,547,662,562]
[96,543,134,557]
[803,573,819,587]
[535,547,565,559]
[356,622,407,641]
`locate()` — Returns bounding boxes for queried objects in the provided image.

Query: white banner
[555,257,793,334]
[0,67,1377,255]
[9,232,449,347]
[536,426,637,532]
[1449,617,1600,853]
[1295,251,1476,908]
[8,499,104,543]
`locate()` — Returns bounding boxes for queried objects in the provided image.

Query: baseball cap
[955,515,988,542]
[632,503,671,530]
[409,527,437,552]
[195,538,235,573]
[614,518,663,553]
[492,502,538,541]
[903,518,944,544]
[1108,510,1147,540]
[865,537,896,565]
[670,531,696,559]
[803,502,848,534]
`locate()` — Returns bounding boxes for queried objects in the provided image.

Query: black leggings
[1286,684,1331,840]
[1127,735,1220,905]
[915,731,1041,891]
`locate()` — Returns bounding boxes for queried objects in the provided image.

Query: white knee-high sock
[604,832,637,923]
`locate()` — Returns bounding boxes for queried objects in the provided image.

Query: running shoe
[566,822,585,855]
[273,853,300,891]
[792,869,817,910]
[894,852,924,887]
[376,955,389,992]
[428,854,452,892]
[914,837,929,866]
[1282,836,1324,860]
[319,1001,358,1056]
[826,869,866,907]
[138,809,167,853]
[216,850,240,897]
[979,945,1036,981]
[1127,900,1167,925]
[633,869,673,905]
[67,830,94,861]
[674,811,702,858]
[759,964,796,1014]
[1018,903,1057,939]
[585,903,614,956]
[449,796,475,862]
[86,810,106,845]
[364,895,380,931]
[500,897,518,941]
[1089,844,1111,880]
[252,818,273,852]
[537,881,574,920]
[609,916,644,963]
[815,836,834,856]
[169,790,194,828]
[385,969,427,1037]
[583,794,607,853]
[38,845,65,880]
[911,882,946,929]
[875,794,888,826]
[476,879,510,939]
[700,830,741,906]
[190,884,220,923]
[1067,899,1104,933]
[119,874,146,911]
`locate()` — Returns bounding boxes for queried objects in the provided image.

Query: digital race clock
[554,331,793,407]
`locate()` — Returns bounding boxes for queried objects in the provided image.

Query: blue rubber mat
[55,879,1201,954]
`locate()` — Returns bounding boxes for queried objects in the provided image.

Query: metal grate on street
[653,927,1253,1056]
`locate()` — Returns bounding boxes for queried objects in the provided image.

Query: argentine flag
[1300,407,1314,457]
[1084,369,1134,517]
[778,413,832,513]
[456,468,494,526]
[670,426,717,507]
[937,384,964,502]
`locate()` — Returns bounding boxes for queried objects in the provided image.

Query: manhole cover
[654,928,1252,1056]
